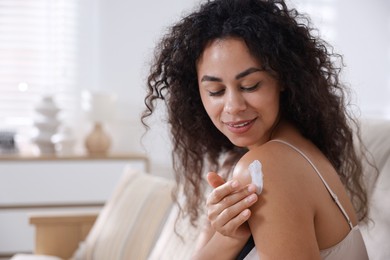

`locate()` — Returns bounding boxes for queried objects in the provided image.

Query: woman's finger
[207,172,226,188]
[219,209,252,236]
[214,193,258,227]
[207,184,248,223]
[209,179,241,205]
[208,182,257,207]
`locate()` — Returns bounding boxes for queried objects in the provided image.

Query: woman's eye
[208,89,225,96]
[241,83,259,92]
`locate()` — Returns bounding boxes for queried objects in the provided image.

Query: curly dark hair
[142,0,368,225]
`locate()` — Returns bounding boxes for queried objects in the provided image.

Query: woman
[142,0,369,259]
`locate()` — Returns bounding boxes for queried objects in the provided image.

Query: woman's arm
[233,144,322,260]
[192,224,250,260]
[192,173,258,259]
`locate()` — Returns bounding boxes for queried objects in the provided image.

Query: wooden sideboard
[0,153,149,257]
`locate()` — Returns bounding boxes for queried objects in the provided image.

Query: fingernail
[246,194,257,203]
[247,184,256,193]
[242,209,250,217]
[231,180,239,188]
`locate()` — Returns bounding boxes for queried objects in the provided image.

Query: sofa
[11,118,390,260]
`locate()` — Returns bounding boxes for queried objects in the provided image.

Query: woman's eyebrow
[200,67,263,82]
[235,67,263,80]
[200,75,222,82]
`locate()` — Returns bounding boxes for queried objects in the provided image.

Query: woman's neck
[270,119,301,141]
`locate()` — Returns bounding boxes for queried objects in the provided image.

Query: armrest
[29,211,99,260]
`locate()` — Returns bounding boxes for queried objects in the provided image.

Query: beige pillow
[72,166,174,260]
[359,119,390,260]
[148,203,202,260]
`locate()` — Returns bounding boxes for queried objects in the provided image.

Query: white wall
[79,0,390,178]
[335,0,390,117]
[76,0,199,177]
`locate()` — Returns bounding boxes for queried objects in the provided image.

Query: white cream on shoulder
[248,160,264,195]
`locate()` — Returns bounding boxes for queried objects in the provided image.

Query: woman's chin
[228,138,253,149]
[227,136,266,150]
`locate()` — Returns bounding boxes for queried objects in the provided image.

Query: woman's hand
[206,172,258,240]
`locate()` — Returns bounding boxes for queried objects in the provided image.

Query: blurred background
[0,0,389,177]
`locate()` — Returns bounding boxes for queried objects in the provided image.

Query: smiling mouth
[228,121,251,128]
[225,118,256,128]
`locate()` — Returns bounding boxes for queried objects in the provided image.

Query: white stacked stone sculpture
[32,95,61,154]
[52,125,76,155]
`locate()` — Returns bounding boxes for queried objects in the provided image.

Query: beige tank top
[242,140,368,260]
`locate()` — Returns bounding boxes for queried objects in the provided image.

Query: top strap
[269,139,353,229]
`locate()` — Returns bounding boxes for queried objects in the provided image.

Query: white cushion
[359,118,390,260]
[72,166,175,260]
[148,203,201,259]
[11,254,61,260]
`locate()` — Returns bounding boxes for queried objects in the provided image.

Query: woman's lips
[224,118,256,134]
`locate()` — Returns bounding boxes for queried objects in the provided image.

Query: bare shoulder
[233,139,319,211]
[232,140,314,217]
[233,141,321,259]
[232,141,304,189]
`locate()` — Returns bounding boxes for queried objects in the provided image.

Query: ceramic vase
[85,122,111,155]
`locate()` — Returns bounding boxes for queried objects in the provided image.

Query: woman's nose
[224,90,246,114]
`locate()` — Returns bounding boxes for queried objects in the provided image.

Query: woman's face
[197,37,282,149]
